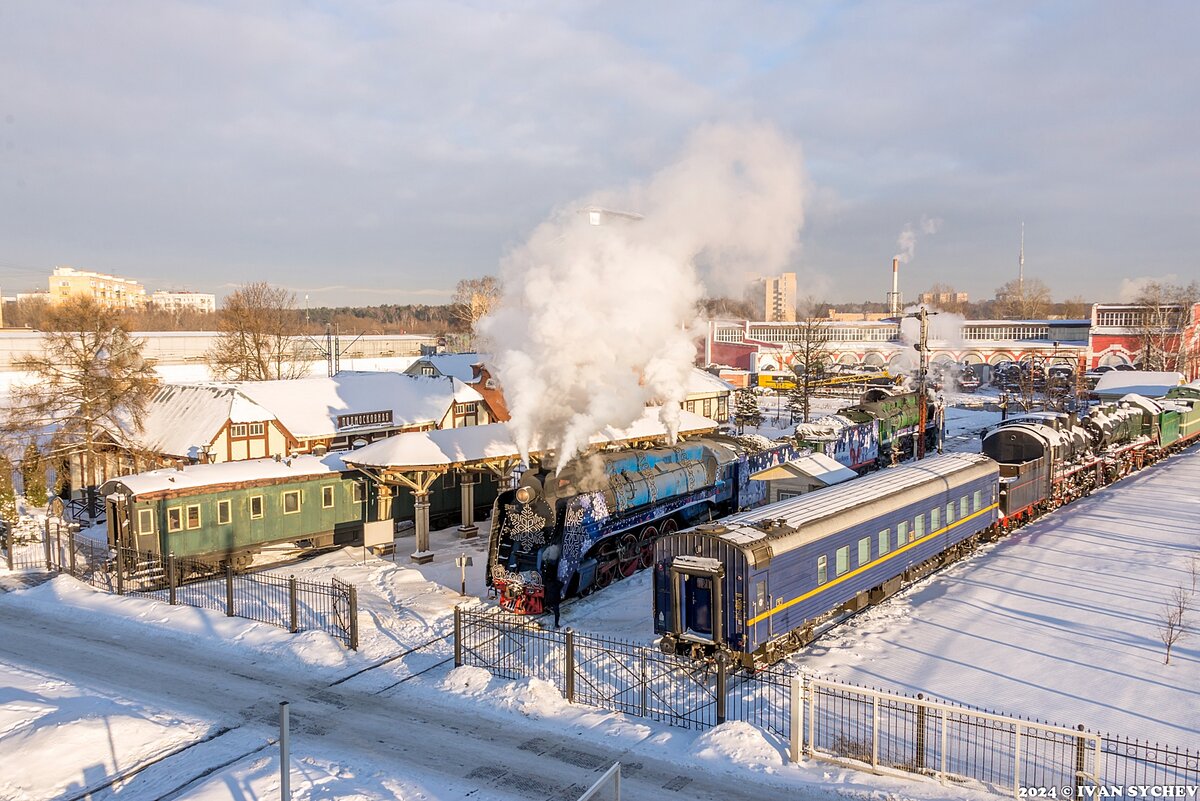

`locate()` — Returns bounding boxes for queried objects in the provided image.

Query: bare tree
[1,296,159,516]
[1158,585,1190,665]
[207,282,307,381]
[451,276,500,343]
[1058,296,1091,320]
[1188,555,1199,597]
[994,277,1051,320]
[1134,280,1199,372]
[788,302,834,424]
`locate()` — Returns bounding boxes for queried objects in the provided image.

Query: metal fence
[454,606,1200,799]
[3,517,359,649]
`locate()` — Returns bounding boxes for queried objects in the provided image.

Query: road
[0,599,847,801]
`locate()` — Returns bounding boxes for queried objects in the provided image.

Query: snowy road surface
[0,595,888,801]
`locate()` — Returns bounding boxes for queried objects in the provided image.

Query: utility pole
[906,307,937,460]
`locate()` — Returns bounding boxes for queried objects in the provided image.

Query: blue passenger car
[653,454,999,666]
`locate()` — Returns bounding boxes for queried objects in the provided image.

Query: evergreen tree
[732,388,763,434]
[20,443,48,507]
[0,455,17,524]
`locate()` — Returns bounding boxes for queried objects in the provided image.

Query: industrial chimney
[887,257,901,316]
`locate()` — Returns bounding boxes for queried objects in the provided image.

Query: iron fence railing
[454,606,1199,799]
[3,517,358,649]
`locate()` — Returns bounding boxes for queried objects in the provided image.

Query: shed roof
[343,407,721,471]
[749,452,858,486]
[1093,371,1183,399]
[106,452,349,496]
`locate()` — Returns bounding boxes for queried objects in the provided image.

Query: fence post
[807,679,816,757]
[871,695,880,769]
[55,523,63,572]
[564,628,575,703]
[43,519,51,569]
[68,525,77,575]
[1073,724,1087,787]
[288,575,298,633]
[453,605,463,667]
[167,552,177,605]
[116,544,125,595]
[348,585,359,651]
[915,693,926,770]
[715,653,727,725]
[789,675,803,763]
[940,708,948,778]
[640,651,647,718]
[4,520,12,571]
[1014,726,1022,799]
[225,563,234,617]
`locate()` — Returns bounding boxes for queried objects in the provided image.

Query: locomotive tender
[656,388,1200,667]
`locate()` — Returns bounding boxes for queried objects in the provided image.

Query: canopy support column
[458,473,478,539]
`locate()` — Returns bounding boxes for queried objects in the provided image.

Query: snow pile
[693,721,784,772]
[481,123,808,465]
[491,677,570,719]
[441,665,492,695]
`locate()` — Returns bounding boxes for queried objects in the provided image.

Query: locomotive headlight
[515,486,534,505]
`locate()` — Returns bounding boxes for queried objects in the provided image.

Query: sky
[1,1,1197,307]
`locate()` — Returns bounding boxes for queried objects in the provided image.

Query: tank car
[486,436,799,614]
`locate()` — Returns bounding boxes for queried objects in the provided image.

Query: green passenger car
[103,455,381,569]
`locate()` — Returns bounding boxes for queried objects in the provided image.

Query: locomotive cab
[656,555,726,660]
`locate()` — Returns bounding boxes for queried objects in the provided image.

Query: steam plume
[894,215,943,264]
[480,123,808,464]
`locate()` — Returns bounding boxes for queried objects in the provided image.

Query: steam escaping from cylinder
[480,123,808,466]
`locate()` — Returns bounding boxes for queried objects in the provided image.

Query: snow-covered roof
[1093,371,1183,398]
[106,453,349,497]
[405,353,482,383]
[134,384,277,459]
[686,369,736,395]
[235,372,482,438]
[131,372,484,455]
[749,452,858,486]
[343,407,721,470]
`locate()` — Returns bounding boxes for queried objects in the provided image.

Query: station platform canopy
[342,406,721,473]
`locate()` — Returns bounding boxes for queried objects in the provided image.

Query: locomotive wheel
[595,561,616,588]
[638,524,660,569]
[618,533,640,578]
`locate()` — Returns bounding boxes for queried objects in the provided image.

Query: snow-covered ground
[0,564,992,800]
[562,445,1200,747]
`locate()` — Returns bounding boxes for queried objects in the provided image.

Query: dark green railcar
[103,455,382,568]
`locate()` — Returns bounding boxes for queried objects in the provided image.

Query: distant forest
[3,290,1095,334]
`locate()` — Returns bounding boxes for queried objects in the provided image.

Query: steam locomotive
[653,387,1200,667]
[486,435,800,614]
[793,388,941,470]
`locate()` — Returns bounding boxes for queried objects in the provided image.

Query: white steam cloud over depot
[480,123,808,465]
